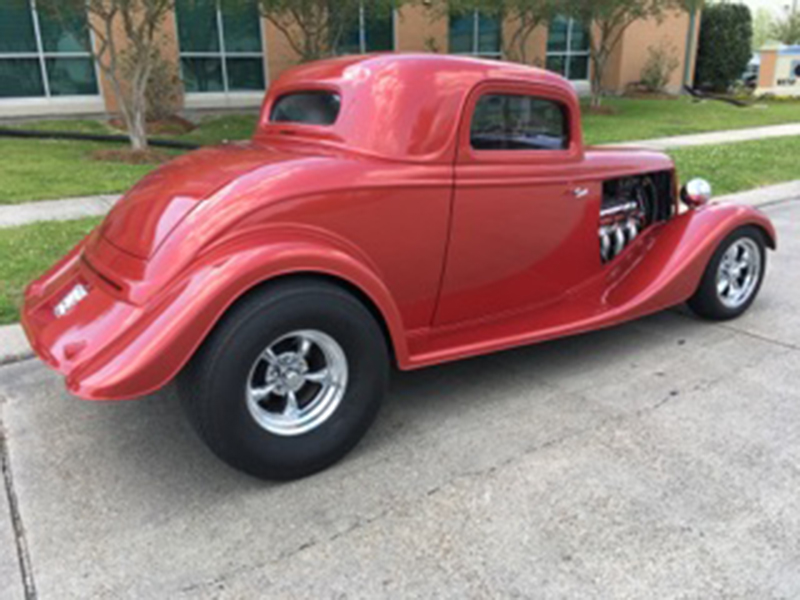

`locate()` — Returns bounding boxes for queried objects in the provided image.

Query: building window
[449,10,501,58]
[176,0,265,93]
[336,2,395,54]
[545,16,589,81]
[0,0,98,99]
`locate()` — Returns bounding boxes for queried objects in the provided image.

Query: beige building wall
[264,19,302,85]
[501,19,548,67]
[94,10,183,115]
[396,4,447,53]
[86,4,701,118]
[757,49,778,89]
[603,10,700,94]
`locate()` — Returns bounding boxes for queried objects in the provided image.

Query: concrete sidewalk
[607,122,800,151]
[1,180,797,367]
[0,194,120,229]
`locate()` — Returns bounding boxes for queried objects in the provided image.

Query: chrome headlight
[680,178,712,208]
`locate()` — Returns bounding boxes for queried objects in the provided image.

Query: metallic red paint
[22,54,776,400]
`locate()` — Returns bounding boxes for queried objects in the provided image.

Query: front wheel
[687,225,767,321]
[178,279,390,481]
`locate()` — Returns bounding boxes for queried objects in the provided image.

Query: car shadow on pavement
[83,307,708,494]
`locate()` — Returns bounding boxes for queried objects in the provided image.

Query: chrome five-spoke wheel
[246,330,348,436]
[179,279,389,480]
[688,226,767,321]
[715,237,761,309]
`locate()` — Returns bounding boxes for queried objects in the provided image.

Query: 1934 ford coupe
[23,55,776,480]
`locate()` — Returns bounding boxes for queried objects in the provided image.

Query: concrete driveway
[1,200,798,600]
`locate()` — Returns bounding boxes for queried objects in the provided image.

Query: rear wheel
[687,226,767,321]
[178,279,390,480]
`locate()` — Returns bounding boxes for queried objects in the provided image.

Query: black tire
[687,225,767,321]
[178,278,390,481]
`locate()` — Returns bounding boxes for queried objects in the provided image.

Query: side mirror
[680,178,712,208]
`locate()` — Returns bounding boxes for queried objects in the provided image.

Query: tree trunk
[590,50,607,108]
[128,62,151,152]
[128,105,149,152]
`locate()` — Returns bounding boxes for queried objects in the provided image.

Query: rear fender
[63,226,408,400]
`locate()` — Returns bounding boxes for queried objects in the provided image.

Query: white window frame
[0,0,103,115]
[546,18,590,83]
[338,2,397,55]
[450,9,502,59]
[177,0,268,108]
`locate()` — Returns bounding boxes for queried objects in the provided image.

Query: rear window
[471,94,569,151]
[269,91,341,126]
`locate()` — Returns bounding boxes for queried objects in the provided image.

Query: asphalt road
[1,200,798,600]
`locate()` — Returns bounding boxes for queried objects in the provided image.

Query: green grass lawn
[178,113,259,145]
[0,97,797,205]
[0,217,100,325]
[582,97,800,145]
[0,114,259,204]
[1,134,798,326]
[668,134,800,196]
[0,138,167,204]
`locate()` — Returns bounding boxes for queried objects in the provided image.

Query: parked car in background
[22,55,776,480]
[742,54,761,88]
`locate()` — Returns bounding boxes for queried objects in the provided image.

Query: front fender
[22,227,409,400]
[602,201,776,317]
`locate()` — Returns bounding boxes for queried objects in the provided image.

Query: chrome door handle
[572,187,589,199]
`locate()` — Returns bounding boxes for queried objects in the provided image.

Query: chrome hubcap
[246,330,348,436]
[716,238,761,310]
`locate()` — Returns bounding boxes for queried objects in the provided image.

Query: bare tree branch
[38,0,176,151]
[566,0,679,107]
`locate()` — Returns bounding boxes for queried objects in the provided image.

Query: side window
[270,91,341,125]
[470,94,569,151]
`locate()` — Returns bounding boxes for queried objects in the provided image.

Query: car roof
[256,53,577,163]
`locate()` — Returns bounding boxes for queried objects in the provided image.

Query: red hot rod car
[23,55,775,480]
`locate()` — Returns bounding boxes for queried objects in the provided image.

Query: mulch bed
[90,148,172,165]
[108,114,196,136]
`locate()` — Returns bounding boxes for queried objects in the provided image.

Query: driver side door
[434,81,601,326]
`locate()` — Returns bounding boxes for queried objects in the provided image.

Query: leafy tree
[37,0,176,152]
[565,0,676,107]
[256,0,402,62]
[442,0,559,63]
[694,2,753,92]
[771,11,800,45]
[752,7,775,50]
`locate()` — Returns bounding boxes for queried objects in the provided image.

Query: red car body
[22,54,776,400]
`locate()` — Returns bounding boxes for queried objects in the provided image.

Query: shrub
[144,54,184,122]
[120,50,184,123]
[640,42,680,93]
[694,3,753,92]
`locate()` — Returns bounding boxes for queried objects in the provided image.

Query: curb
[716,180,800,208]
[0,324,33,366]
[0,181,797,368]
